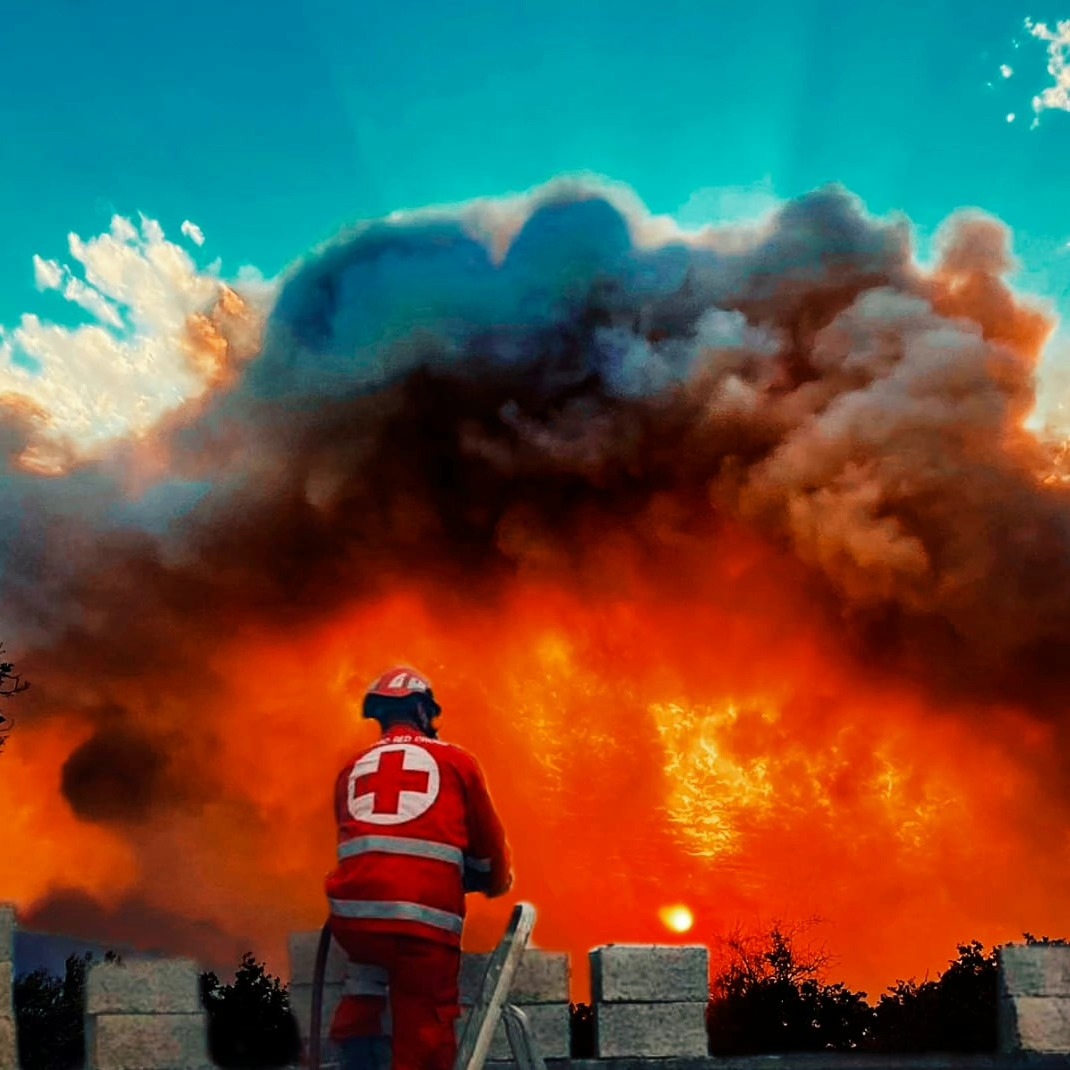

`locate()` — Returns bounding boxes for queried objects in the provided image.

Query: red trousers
[329,924,461,1070]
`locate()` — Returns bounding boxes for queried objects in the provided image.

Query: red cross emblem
[347,743,440,825]
[354,749,431,814]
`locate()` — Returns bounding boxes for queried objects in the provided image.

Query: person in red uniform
[325,667,513,1070]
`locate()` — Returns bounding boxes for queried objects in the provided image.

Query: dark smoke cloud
[2,182,1064,702]
[21,890,251,969]
[2,178,1069,963]
[61,721,173,823]
[121,185,1063,701]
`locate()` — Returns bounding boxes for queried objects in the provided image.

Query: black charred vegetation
[0,643,28,753]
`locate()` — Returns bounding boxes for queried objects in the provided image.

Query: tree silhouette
[14,951,118,1070]
[200,952,301,1068]
[0,643,29,754]
[869,941,998,1053]
[707,922,871,1054]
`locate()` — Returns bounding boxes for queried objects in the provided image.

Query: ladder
[454,902,547,1070]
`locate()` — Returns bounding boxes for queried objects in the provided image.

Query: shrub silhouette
[706,923,872,1054]
[702,926,1003,1054]
[15,951,119,1070]
[201,952,301,1068]
[569,1000,595,1057]
[869,940,998,1053]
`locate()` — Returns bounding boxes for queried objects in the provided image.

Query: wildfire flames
[3,180,1070,1000]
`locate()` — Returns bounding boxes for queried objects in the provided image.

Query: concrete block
[0,962,11,1016]
[0,907,13,965]
[590,945,709,1003]
[999,996,1070,1053]
[289,981,345,1040]
[87,959,201,1015]
[0,1015,15,1070]
[457,1002,570,1061]
[460,950,570,1005]
[595,1001,708,1058]
[1000,945,1070,998]
[86,1012,210,1070]
[289,931,349,986]
[311,1038,343,1070]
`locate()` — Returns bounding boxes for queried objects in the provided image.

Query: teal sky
[2,0,1069,327]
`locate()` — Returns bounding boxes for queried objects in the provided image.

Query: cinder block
[289,931,349,986]
[590,945,709,1003]
[460,950,570,1005]
[289,982,345,1040]
[0,906,14,965]
[86,1012,210,1070]
[1000,945,1070,999]
[457,1003,570,1061]
[87,960,201,1015]
[312,1038,344,1070]
[1000,996,1070,1054]
[0,1015,15,1070]
[595,1001,708,1058]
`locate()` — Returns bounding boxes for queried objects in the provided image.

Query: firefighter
[325,667,513,1070]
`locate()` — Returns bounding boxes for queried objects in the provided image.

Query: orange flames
[6,534,1066,1000]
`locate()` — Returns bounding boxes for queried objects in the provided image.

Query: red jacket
[325,725,512,946]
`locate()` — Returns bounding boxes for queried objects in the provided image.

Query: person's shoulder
[426,736,482,772]
[335,737,383,771]
[371,730,483,773]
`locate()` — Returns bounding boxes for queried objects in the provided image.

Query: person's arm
[461,754,513,898]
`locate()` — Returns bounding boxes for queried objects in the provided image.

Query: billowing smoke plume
[2,179,1068,993]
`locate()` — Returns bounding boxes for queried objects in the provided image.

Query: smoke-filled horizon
[3,179,1070,997]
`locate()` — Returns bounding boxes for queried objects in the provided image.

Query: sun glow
[660,905,695,933]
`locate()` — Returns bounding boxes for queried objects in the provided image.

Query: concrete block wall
[6,901,1070,1066]
[999,943,1070,1053]
[1,906,16,1070]
[458,948,570,1061]
[84,958,209,1070]
[590,944,709,1058]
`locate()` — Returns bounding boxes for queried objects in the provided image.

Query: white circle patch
[347,743,441,825]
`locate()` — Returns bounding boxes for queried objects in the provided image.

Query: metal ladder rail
[501,1004,547,1070]
[454,902,547,1070]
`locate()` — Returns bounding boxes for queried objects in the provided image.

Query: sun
[659,904,694,934]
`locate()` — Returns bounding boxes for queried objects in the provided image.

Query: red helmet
[363,667,442,718]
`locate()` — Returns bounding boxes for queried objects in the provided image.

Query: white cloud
[1008,112,1017,122]
[63,277,124,328]
[1001,63,1014,78]
[33,250,124,328]
[675,180,781,229]
[1025,17,1070,125]
[181,219,205,246]
[0,215,231,457]
[33,255,63,292]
